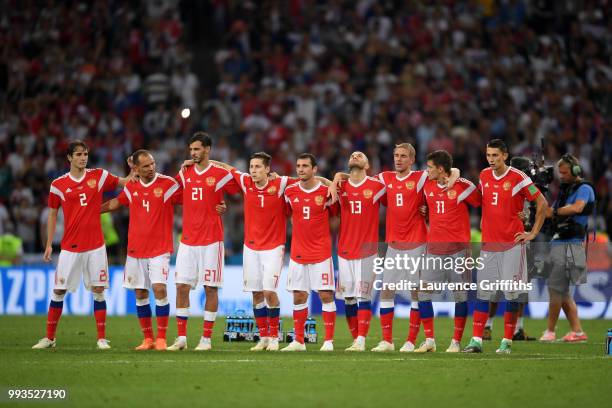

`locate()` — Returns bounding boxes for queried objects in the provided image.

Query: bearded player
[333,152,386,352]
[281,153,338,352]
[167,132,240,351]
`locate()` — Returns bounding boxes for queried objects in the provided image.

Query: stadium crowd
[0,0,610,262]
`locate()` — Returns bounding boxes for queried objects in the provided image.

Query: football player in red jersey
[415,150,481,353]
[334,152,386,352]
[463,139,547,354]
[208,153,332,351]
[329,144,459,352]
[168,132,241,351]
[281,154,338,352]
[101,150,181,351]
[209,152,295,351]
[33,140,134,350]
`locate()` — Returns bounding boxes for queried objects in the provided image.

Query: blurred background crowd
[0,0,610,265]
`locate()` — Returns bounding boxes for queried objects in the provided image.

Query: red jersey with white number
[48,168,119,252]
[117,174,181,258]
[176,163,240,246]
[378,170,428,248]
[233,170,298,250]
[479,166,541,249]
[284,182,337,264]
[424,178,481,254]
[337,176,385,259]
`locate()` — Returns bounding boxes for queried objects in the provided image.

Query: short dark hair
[132,149,152,165]
[67,140,88,157]
[487,139,508,153]
[188,131,212,148]
[426,150,453,173]
[250,152,271,167]
[297,153,317,167]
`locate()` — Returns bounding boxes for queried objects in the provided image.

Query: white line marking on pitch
[18,355,610,364]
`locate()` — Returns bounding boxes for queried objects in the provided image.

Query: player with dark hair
[33,140,134,350]
[281,154,338,351]
[207,152,294,351]
[101,150,181,351]
[463,139,548,354]
[167,132,240,351]
[415,150,481,353]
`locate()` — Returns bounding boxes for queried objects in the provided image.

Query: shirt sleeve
[373,181,386,204]
[164,180,182,204]
[101,169,119,192]
[218,170,241,195]
[48,184,62,209]
[464,187,482,207]
[117,189,130,207]
[232,169,250,194]
[574,185,595,203]
[521,182,541,202]
[175,170,185,187]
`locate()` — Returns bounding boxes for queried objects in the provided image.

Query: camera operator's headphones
[560,153,583,178]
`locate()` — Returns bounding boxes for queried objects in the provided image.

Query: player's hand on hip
[43,246,53,263]
[514,231,535,243]
[216,201,227,215]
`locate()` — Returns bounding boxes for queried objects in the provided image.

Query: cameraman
[540,154,594,343]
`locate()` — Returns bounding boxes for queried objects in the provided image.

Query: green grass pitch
[0,316,610,407]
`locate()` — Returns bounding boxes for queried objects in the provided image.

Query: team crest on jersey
[406,181,415,190]
[447,189,457,199]
[503,181,512,191]
[206,177,216,186]
[87,179,97,189]
[154,187,163,198]
[315,195,324,206]
[363,189,373,199]
[267,186,277,194]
